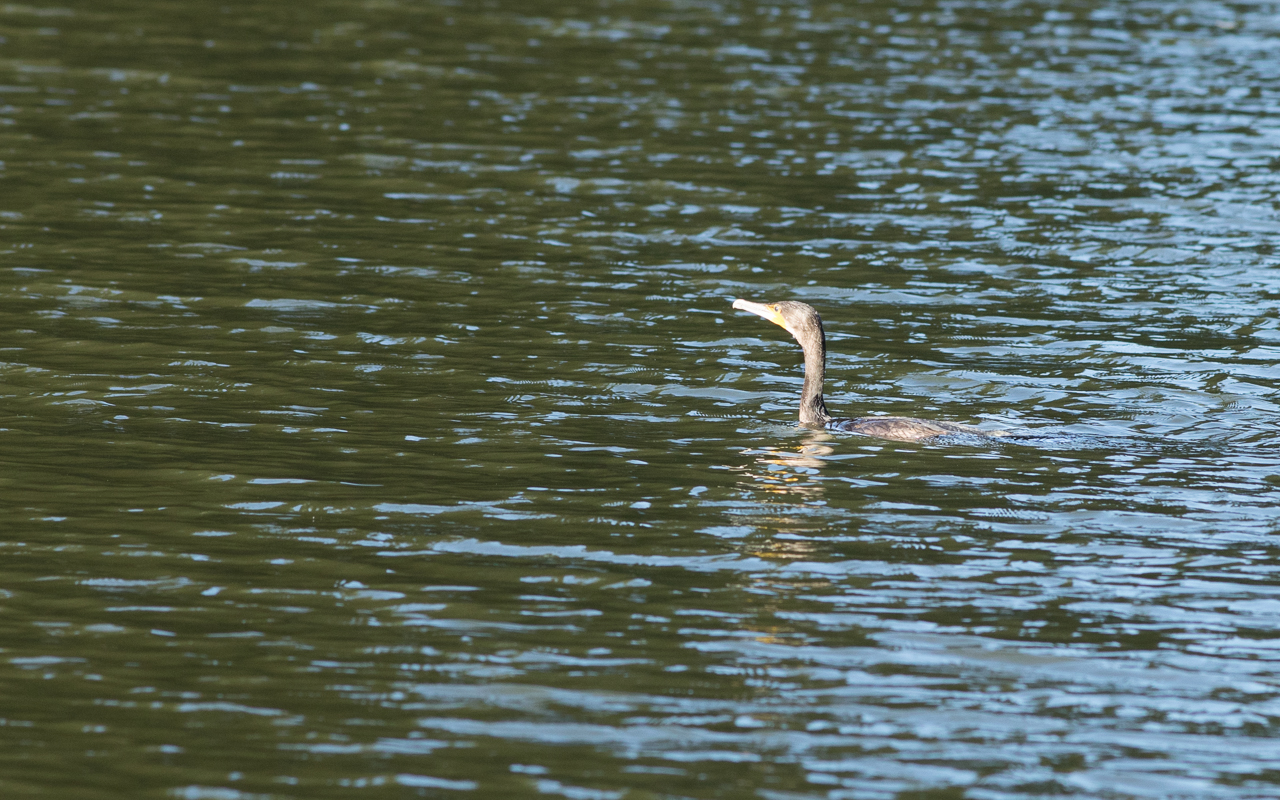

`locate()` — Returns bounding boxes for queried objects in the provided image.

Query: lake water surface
[2,1,1280,798]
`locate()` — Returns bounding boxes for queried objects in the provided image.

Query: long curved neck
[795,323,831,426]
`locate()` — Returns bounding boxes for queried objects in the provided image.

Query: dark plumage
[731,298,1005,442]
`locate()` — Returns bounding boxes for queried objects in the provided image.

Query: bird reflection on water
[729,431,838,561]
[723,432,842,645]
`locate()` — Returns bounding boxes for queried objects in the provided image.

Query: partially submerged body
[828,416,1005,442]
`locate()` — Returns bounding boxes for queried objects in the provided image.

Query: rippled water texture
[2,0,1280,797]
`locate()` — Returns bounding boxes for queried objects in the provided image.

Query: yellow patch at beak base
[731,298,788,331]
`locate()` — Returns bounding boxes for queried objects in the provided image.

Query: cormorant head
[731,299,825,347]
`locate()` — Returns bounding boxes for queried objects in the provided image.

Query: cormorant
[732,298,1006,442]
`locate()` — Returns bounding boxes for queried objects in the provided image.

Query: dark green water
[2,0,1280,797]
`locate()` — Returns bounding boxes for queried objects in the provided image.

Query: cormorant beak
[731,298,789,332]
